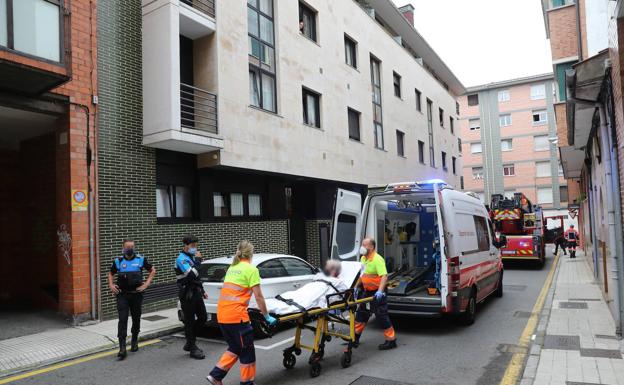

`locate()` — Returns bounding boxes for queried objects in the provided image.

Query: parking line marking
[255,337,295,350]
[0,339,162,384]
[499,253,559,385]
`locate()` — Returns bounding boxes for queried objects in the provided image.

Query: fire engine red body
[490,193,546,265]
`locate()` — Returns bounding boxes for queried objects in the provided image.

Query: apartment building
[459,74,567,215]
[542,0,624,334]
[0,0,98,320]
[96,0,464,318]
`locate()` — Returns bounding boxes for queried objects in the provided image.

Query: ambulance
[330,180,507,324]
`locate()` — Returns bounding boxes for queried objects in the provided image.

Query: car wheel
[494,273,503,298]
[459,290,477,326]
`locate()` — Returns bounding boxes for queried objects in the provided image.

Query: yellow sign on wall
[71,189,88,212]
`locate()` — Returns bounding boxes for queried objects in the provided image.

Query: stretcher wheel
[340,352,352,368]
[283,354,296,369]
[310,362,322,377]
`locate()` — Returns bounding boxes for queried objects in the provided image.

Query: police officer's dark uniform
[110,252,153,359]
[175,247,208,359]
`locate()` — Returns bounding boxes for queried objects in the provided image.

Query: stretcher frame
[274,289,374,378]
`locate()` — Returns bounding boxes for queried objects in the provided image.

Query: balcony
[179,0,216,39]
[181,0,215,18]
[180,83,217,134]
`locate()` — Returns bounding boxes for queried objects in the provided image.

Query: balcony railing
[181,0,215,18]
[180,83,218,135]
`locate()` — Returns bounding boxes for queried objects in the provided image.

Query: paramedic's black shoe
[130,334,139,352]
[183,340,192,352]
[190,346,205,359]
[378,340,397,350]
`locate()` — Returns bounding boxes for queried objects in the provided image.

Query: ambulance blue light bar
[416,179,447,186]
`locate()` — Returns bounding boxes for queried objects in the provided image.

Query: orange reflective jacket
[216,282,253,324]
[361,273,382,291]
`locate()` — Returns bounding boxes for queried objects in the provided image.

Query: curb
[0,324,183,381]
[519,254,562,385]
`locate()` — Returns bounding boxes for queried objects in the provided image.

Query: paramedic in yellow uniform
[353,237,397,350]
[206,240,277,385]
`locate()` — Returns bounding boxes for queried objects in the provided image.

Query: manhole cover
[543,335,580,350]
[504,285,527,291]
[350,376,412,385]
[142,315,168,321]
[513,311,533,318]
[559,302,588,309]
[580,348,622,359]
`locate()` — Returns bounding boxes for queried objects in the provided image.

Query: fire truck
[490,193,546,266]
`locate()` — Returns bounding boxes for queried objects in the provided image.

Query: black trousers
[117,292,143,339]
[554,241,567,255]
[180,287,207,345]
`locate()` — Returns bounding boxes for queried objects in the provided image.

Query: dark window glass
[157,185,194,219]
[393,72,401,98]
[258,259,289,278]
[415,89,422,111]
[336,213,356,255]
[460,176,465,190]
[467,94,479,106]
[344,35,357,68]
[371,56,384,149]
[199,264,229,283]
[348,108,361,141]
[426,99,435,166]
[248,0,276,112]
[452,156,457,175]
[450,117,455,134]
[439,108,444,127]
[396,130,405,157]
[281,258,316,276]
[474,216,490,252]
[442,151,447,170]
[418,140,425,164]
[458,137,463,153]
[299,1,317,42]
[560,186,569,202]
[302,87,321,128]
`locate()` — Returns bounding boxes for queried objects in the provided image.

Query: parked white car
[177,253,319,337]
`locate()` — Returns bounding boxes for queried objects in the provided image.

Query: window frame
[439,108,444,128]
[503,164,515,177]
[530,84,546,100]
[396,130,405,157]
[534,135,550,151]
[450,116,455,134]
[498,89,510,102]
[393,71,402,98]
[426,98,435,166]
[472,167,484,180]
[302,86,321,128]
[441,151,447,171]
[344,34,357,69]
[469,118,480,131]
[211,191,265,220]
[532,109,548,125]
[452,156,457,175]
[347,107,361,141]
[298,1,317,42]
[501,138,513,152]
[499,113,512,127]
[418,140,425,164]
[370,55,384,149]
[470,142,483,154]
[467,94,479,106]
[156,184,195,221]
[248,0,277,113]
[415,88,422,111]
[536,161,552,177]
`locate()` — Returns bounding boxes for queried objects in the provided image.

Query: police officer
[175,235,208,359]
[353,237,397,350]
[107,238,156,360]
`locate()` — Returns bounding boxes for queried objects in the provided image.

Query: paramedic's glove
[265,314,278,327]
[374,291,385,301]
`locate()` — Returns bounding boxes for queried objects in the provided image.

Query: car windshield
[199,263,229,283]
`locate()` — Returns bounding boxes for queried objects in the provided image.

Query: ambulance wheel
[283,354,296,369]
[494,273,503,298]
[460,291,477,326]
[340,352,352,368]
[310,362,322,377]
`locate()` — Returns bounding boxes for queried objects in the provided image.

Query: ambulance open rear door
[330,188,362,262]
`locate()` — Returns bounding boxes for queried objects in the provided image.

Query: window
[230,193,244,216]
[536,161,551,177]
[427,99,435,166]
[281,258,316,276]
[213,192,229,217]
[213,192,263,218]
[396,130,405,157]
[258,259,288,279]
[450,117,455,134]
[248,0,276,112]
[560,186,569,202]
[441,151,447,171]
[4,0,62,62]
[471,142,482,154]
[249,194,262,216]
[532,110,548,125]
[415,89,422,111]
[157,185,193,219]
[302,87,321,128]
[299,1,317,42]
[534,135,550,151]
[371,56,384,149]
[418,140,425,164]
[474,216,490,252]
[530,84,546,100]
[460,176,465,190]
[498,89,510,102]
[393,72,401,98]
[458,137,463,153]
[499,114,512,127]
[472,167,484,180]
[452,156,457,175]
[467,94,479,106]
[348,108,361,141]
[336,213,357,255]
[503,164,515,176]
[556,62,574,101]
[469,118,480,131]
[501,139,513,151]
[537,187,553,204]
[344,35,357,68]
[456,101,460,115]
[439,108,444,127]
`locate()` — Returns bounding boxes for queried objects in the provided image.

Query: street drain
[513,311,534,318]
[559,301,588,309]
[350,376,412,385]
[580,348,622,359]
[142,315,168,321]
[543,335,580,351]
[504,285,527,291]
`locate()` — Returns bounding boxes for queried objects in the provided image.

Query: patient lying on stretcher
[265,260,349,315]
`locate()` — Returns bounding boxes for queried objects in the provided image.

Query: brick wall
[305,220,332,268]
[97,1,290,319]
[548,5,580,61]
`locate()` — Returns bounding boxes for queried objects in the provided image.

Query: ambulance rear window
[199,263,229,282]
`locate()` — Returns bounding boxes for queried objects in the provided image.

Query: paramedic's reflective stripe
[240,363,256,383]
[384,326,396,341]
[217,282,253,323]
[355,321,366,334]
[216,351,238,371]
[176,267,198,280]
[361,273,382,291]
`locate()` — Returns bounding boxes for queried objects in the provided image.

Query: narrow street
[14,253,554,385]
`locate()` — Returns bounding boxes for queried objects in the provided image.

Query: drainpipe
[575,0,583,61]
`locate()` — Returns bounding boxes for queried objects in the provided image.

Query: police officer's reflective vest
[115,255,145,291]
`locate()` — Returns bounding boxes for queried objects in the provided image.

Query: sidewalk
[0,307,182,379]
[522,251,624,385]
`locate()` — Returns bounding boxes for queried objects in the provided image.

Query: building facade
[0,0,98,321]
[96,0,464,318]
[459,74,567,215]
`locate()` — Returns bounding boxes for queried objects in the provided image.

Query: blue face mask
[188,247,197,255]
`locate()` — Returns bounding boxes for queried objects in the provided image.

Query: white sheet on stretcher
[264,261,362,315]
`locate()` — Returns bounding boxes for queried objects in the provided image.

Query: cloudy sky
[404,0,553,87]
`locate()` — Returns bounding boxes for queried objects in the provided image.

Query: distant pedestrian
[554,231,567,256]
[565,225,579,258]
[108,238,156,360]
[175,235,208,359]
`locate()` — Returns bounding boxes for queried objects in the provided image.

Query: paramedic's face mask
[359,246,368,256]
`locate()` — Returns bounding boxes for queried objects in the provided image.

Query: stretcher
[274,289,374,378]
